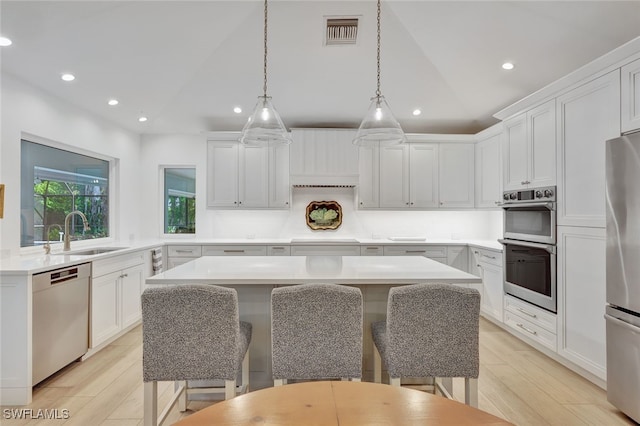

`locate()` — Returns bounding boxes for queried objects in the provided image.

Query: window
[21,140,110,247]
[164,168,195,234]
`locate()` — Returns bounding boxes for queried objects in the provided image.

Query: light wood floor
[2,319,636,426]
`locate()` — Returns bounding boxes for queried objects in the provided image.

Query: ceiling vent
[325,18,358,45]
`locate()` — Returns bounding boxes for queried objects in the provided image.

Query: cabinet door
[269,143,290,208]
[475,133,502,208]
[409,144,438,207]
[557,226,606,380]
[439,144,474,208]
[446,246,468,272]
[480,262,503,323]
[120,264,144,329]
[91,271,120,348]
[503,114,528,190]
[207,142,239,207]
[528,99,556,188]
[358,144,379,208]
[622,58,640,133]
[239,145,269,207]
[557,71,620,227]
[379,145,409,207]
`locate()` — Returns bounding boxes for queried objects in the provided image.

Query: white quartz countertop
[146,255,482,285]
[0,238,502,274]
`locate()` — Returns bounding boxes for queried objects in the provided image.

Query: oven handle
[499,202,555,210]
[498,239,556,254]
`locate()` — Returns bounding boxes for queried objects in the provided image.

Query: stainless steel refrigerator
[605,131,640,423]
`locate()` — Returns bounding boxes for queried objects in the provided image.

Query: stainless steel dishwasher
[32,263,91,385]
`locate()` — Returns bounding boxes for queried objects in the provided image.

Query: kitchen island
[146,255,481,389]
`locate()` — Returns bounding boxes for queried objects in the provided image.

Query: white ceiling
[2,1,640,135]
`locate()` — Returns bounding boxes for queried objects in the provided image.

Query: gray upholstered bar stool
[271,283,363,386]
[141,284,252,426]
[371,283,481,407]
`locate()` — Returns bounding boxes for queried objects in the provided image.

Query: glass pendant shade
[353,95,407,146]
[239,95,291,146]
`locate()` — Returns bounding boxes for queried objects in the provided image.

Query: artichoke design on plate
[309,207,338,222]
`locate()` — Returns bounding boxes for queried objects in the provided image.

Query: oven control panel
[502,186,556,204]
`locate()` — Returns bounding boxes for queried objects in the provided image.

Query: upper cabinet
[207,140,290,208]
[503,99,556,191]
[359,140,474,209]
[475,125,503,208]
[556,70,620,228]
[621,58,640,133]
[290,129,359,185]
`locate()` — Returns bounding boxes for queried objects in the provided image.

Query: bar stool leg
[373,345,382,383]
[143,381,157,426]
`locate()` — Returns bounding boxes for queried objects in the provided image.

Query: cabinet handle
[120,273,128,278]
[516,307,537,319]
[285,202,289,205]
[405,202,409,206]
[410,202,414,205]
[494,201,500,205]
[474,251,479,254]
[234,201,237,204]
[405,250,426,254]
[365,247,379,250]
[224,249,246,253]
[482,254,497,260]
[175,250,193,253]
[521,181,526,185]
[516,323,538,336]
[271,247,285,250]
[238,201,242,205]
[360,202,363,205]
[440,202,444,206]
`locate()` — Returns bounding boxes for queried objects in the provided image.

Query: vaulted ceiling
[2,1,639,135]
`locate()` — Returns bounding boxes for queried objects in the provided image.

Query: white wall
[140,134,503,241]
[0,74,141,256]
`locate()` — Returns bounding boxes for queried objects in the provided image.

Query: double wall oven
[499,186,557,313]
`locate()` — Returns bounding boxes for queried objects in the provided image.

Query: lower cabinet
[504,295,557,352]
[447,246,468,272]
[470,247,503,322]
[383,245,447,263]
[556,226,606,380]
[91,251,146,348]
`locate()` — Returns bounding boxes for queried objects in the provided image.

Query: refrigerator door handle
[605,313,640,335]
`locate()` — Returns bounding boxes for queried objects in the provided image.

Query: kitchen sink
[54,247,128,256]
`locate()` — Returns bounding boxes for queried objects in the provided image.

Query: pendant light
[353,0,406,146]
[239,0,291,146]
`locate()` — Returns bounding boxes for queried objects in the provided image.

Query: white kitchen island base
[146,256,482,390]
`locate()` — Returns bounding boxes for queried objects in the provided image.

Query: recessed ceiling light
[0,36,12,47]
[502,62,515,70]
[138,116,148,122]
[412,109,422,116]
[233,106,242,114]
[108,99,119,106]
[61,73,75,82]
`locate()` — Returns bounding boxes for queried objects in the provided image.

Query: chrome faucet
[43,224,63,254]
[63,211,90,251]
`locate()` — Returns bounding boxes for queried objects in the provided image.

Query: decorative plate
[306,201,342,230]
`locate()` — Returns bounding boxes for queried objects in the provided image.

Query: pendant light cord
[263,0,268,98]
[376,0,381,98]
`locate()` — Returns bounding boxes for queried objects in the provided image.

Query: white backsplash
[204,188,502,241]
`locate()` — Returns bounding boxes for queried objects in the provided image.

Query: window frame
[160,165,196,237]
[20,133,117,254]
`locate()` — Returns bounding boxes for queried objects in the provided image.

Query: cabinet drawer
[167,245,202,257]
[202,245,267,256]
[504,310,557,352]
[383,245,447,258]
[504,295,556,333]
[471,247,502,267]
[92,251,145,277]
[361,245,383,256]
[268,245,291,256]
[290,245,360,256]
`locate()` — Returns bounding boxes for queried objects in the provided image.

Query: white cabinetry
[470,247,503,322]
[475,126,503,208]
[503,99,556,190]
[290,245,360,256]
[202,245,267,256]
[290,129,358,185]
[383,245,447,263]
[439,144,474,208]
[556,71,620,228]
[361,142,472,209]
[207,141,289,208]
[557,226,606,380]
[91,251,145,349]
[504,295,557,352]
[447,246,468,272]
[622,58,640,133]
[166,245,202,269]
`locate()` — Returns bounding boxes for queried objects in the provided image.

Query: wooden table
[173,381,513,426]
